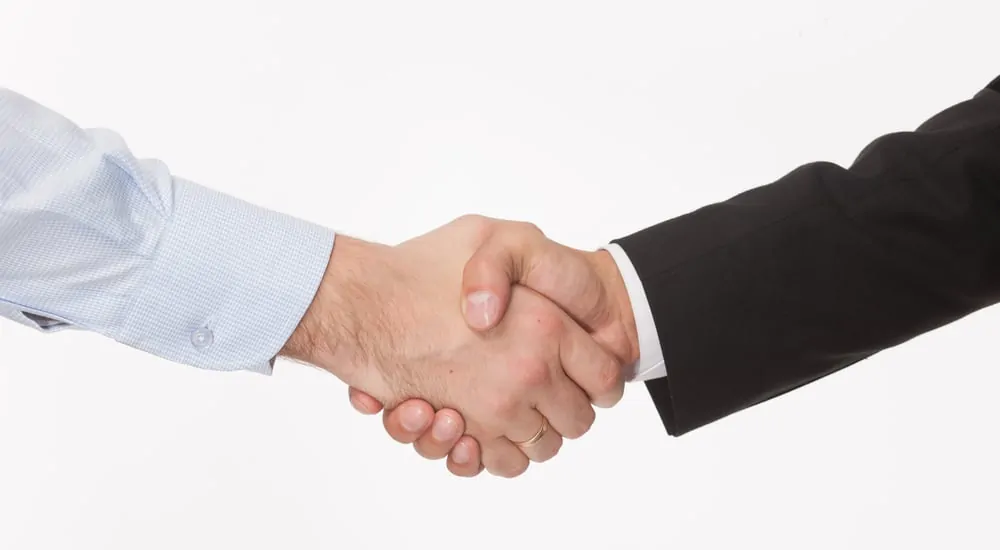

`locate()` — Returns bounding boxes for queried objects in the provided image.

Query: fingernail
[349,394,366,413]
[452,442,471,465]
[401,407,430,433]
[432,414,460,441]
[465,291,498,329]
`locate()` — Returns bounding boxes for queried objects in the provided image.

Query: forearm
[618,80,1000,435]
[279,234,422,406]
[281,236,381,386]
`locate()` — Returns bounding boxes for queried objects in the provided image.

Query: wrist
[280,236,389,384]
[587,249,640,366]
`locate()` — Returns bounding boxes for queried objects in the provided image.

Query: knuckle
[513,357,551,390]
[539,436,563,462]
[517,221,544,237]
[481,440,530,478]
[496,457,529,479]
[455,213,486,227]
[593,360,624,403]
[550,435,564,459]
[508,462,530,478]
[563,406,596,440]
[456,214,494,239]
[485,391,520,421]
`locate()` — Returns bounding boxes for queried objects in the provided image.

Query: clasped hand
[281,215,639,478]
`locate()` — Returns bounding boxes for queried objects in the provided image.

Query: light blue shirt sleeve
[0,89,336,374]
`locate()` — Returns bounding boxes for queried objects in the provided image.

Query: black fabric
[616,76,1000,436]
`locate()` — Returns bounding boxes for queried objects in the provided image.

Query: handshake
[4,80,996,485]
[280,215,639,479]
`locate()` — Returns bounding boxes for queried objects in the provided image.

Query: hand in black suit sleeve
[616,77,1000,436]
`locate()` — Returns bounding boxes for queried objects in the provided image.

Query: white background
[2,1,999,549]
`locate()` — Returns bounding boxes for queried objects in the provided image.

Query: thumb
[461,252,512,331]
[461,223,543,331]
[462,223,614,333]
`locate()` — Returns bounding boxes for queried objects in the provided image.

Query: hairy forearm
[282,237,378,383]
[281,234,430,408]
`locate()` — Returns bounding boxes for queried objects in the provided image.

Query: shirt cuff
[115,178,335,374]
[601,243,666,382]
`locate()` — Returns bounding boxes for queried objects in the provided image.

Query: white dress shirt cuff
[601,243,667,382]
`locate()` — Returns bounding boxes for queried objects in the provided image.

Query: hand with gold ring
[285,216,627,478]
[345,216,637,478]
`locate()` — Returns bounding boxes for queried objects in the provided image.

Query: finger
[382,400,435,444]
[480,437,530,478]
[348,387,384,414]
[559,319,625,409]
[413,409,465,460]
[510,421,563,464]
[447,436,484,477]
[503,407,563,464]
[534,368,596,440]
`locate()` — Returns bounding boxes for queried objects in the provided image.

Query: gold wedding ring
[513,417,549,449]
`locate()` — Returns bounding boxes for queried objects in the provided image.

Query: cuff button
[191,327,215,350]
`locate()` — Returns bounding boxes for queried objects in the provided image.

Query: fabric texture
[616,78,1000,435]
[0,89,335,373]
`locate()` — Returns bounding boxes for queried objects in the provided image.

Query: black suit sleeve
[615,77,1000,436]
